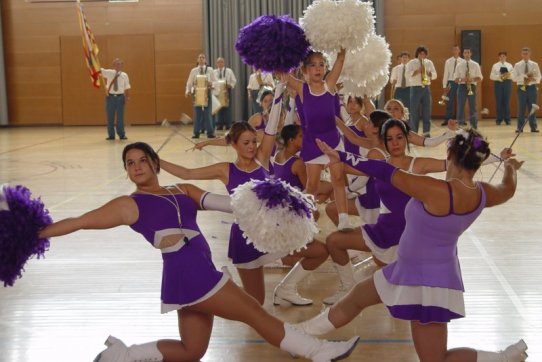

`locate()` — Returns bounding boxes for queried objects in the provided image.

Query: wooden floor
[1,120,541,362]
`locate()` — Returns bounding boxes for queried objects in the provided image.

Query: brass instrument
[520,73,532,92]
[215,79,229,107]
[420,59,431,88]
[498,66,510,82]
[438,85,451,106]
[466,62,474,96]
[194,74,209,108]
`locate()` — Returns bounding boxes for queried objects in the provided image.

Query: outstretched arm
[39,196,136,239]
[180,183,232,213]
[160,159,229,184]
[336,118,373,149]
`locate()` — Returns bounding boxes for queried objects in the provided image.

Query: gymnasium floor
[0,119,541,361]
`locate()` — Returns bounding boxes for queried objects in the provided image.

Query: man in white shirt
[213,57,237,130]
[512,47,541,133]
[453,48,483,129]
[185,53,217,138]
[406,46,437,137]
[441,45,464,125]
[247,68,273,114]
[489,51,513,125]
[389,51,410,111]
[101,58,131,140]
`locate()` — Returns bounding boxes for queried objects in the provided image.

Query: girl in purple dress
[161,83,329,307]
[295,129,527,362]
[38,142,359,362]
[284,49,354,231]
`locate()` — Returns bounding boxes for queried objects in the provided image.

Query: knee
[326,232,343,252]
[325,202,337,218]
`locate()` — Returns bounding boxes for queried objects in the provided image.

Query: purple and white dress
[130,188,228,313]
[272,155,304,191]
[361,157,415,264]
[374,182,486,323]
[354,148,387,225]
[226,163,286,268]
[299,83,344,164]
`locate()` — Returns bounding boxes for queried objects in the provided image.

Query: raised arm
[326,48,346,93]
[481,159,522,207]
[39,196,136,239]
[160,159,229,184]
[256,82,286,168]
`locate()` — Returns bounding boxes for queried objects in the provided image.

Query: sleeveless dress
[299,83,343,163]
[361,157,416,264]
[374,182,486,323]
[272,155,304,190]
[226,163,286,268]
[130,189,228,313]
[354,148,388,225]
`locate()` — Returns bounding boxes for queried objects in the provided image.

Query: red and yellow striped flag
[76,1,101,88]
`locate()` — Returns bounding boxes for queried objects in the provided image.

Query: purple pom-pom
[235,15,310,73]
[252,178,313,218]
[0,185,52,287]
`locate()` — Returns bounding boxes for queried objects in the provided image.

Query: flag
[76,1,101,88]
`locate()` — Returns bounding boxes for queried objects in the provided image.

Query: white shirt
[453,59,483,84]
[185,65,216,95]
[390,64,410,88]
[405,58,437,87]
[101,68,131,94]
[489,61,513,81]
[247,72,274,90]
[213,67,237,88]
[442,56,465,88]
[511,59,541,85]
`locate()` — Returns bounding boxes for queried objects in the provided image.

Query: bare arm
[481,159,522,207]
[326,48,346,92]
[292,157,308,189]
[39,196,137,238]
[192,137,228,150]
[413,157,447,174]
[362,96,375,116]
[160,159,229,184]
[336,118,373,149]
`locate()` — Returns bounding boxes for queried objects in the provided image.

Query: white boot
[94,336,163,362]
[323,262,354,305]
[337,213,354,232]
[273,261,313,306]
[477,340,528,362]
[292,307,335,336]
[280,323,359,362]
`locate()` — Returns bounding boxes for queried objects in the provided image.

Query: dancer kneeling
[38,142,358,362]
[294,129,527,361]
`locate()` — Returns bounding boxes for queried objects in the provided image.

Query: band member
[213,57,237,130]
[512,47,541,133]
[101,58,131,140]
[454,48,483,129]
[185,53,217,139]
[490,51,514,125]
[247,68,274,114]
[406,46,437,137]
[441,45,464,125]
[389,52,411,111]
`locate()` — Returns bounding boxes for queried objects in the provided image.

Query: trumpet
[520,73,532,91]
[466,62,473,96]
[420,59,431,88]
[499,72,510,82]
[438,84,451,106]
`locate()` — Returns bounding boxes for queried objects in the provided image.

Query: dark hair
[259,89,273,104]
[463,47,472,52]
[380,118,411,153]
[399,51,410,57]
[303,50,325,66]
[280,124,302,147]
[225,121,257,144]
[122,142,160,173]
[498,50,507,56]
[415,46,428,58]
[369,110,391,130]
[347,96,363,108]
[448,128,490,171]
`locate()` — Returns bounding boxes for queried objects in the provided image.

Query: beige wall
[384,0,542,119]
[3,0,203,125]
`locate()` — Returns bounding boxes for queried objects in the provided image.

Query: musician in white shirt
[185,53,217,139]
[389,51,411,111]
[101,58,131,140]
[453,48,483,129]
[441,45,464,125]
[489,51,514,125]
[213,57,237,130]
[511,47,541,133]
[247,69,273,114]
[406,46,437,137]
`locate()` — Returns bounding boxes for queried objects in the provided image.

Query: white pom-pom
[300,0,375,53]
[230,179,318,254]
[341,73,390,99]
